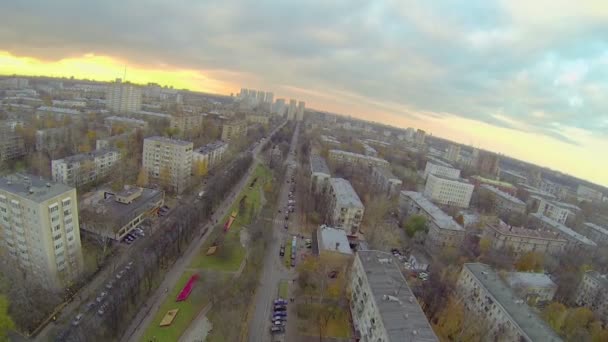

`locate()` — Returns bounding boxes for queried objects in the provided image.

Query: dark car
[279,246,285,256]
[284,224,288,230]
[273,311,287,317]
[291,259,296,267]
[274,305,287,311]
[270,326,285,334]
[285,215,289,220]
[274,299,288,305]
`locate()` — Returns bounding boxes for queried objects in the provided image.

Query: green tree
[562,307,594,339]
[542,301,567,332]
[136,168,148,187]
[515,252,544,272]
[0,296,15,341]
[403,215,427,238]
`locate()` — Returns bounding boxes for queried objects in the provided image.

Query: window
[49,205,59,213]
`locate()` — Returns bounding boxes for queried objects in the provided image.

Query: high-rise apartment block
[52,149,121,187]
[106,79,142,113]
[142,136,193,194]
[287,99,297,120]
[0,174,84,290]
[273,98,286,116]
[296,101,305,121]
[414,129,426,146]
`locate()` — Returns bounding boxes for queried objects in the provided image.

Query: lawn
[140,271,208,342]
[284,242,292,267]
[296,304,352,338]
[279,279,289,299]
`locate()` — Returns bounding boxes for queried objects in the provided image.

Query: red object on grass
[224,216,235,232]
[176,274,200,302]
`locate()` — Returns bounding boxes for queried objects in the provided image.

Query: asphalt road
[247,123,299,342]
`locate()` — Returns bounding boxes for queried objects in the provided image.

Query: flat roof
[373,166,400,181]
[133,110,171,119]
[54,149,118,164]
[0,173,74,203]
[36,106,81,115]
[310,154,330,175]
[471,175,515,189]
[330,178,363,209]
[506,272,557,289]
[357,250,438,342]
[481,184,525,205]
[144,136,193,147]
[428,172,471,184]
[194,141,227,154]
[105,116,147,125]
[426,157,453,168]
[329,149,388,165]
[584,222,608,236]
[464,263,562,342]
[401,191,463,231]
[531,213,597,246]
[317,225,352,255]
[487,222,566,241]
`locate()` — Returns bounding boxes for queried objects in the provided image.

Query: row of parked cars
[270,298,288,334]
[122,226,145,244]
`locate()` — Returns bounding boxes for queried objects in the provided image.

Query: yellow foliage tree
[159,166,171,188]
[562,307,595,339]
[542,301,567,332]
[136,168,148,187]
[79,143,92,153]
[193,159,208,177]
[515,251,544,272]
[479,237,492,255]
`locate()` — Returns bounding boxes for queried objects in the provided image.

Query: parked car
[71,313,84,326]
[274,305,287,311]
[85,301,96,311]
[273,311,287,317]
[274,299,288,305]
[272,315,286,322]
[273,320,286,326]
[97,303,108,316]
[270,326,285,333]
[284,224,288,230]
[279,246,285,257]
[291,259,296,267]
[105,281,113,289]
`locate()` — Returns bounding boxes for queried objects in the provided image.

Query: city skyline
[1,0,607,186]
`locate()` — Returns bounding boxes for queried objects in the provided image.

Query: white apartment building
[399,191,465,249]
[479,184,526,216]
[371,166,402,198]
[351,250,438,342]
[529,213,597,251]
[457,263,562,342]
[35,106,83,121]
[579,222,608,245]
[575,270,608,322]
[483,222,567,257]
[142,136,193,194]
[106,79,142,113]
[423,159,460,180]
[52,149,121,187]
[535,198,578,224]
[104,116,148,131]
[192,141,228,171]
[0,174,84,290]
[328,150,389,168]
[424,173,474,208]
[327,178,364,234]
[577,185,603,203]
[310,154,331,195]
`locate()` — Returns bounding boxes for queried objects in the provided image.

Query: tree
[0,296,15,341]
[477,191,496,214]
[479,237,492,255]
[193,160,208,177]
[403,215,427,238]
[159,166,171,190]
[542,301,567,332]
[562,307,595,340]
[136,168,148,187]
[515,252,544,272]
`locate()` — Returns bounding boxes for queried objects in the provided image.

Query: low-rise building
[142,136,193,194]
[246,114,270,125]
[80,187,163,240]
[170,113,204,135]
[52,99,87,108]
[424,173,474,208]
[500,169,528,185]
[479,184,526,216]
[361,142,378,157]
[529,213,597,251]
[327,178,364,234]
[320,135,340,145]
[328,149,389,168]
[505,272,557,304]
[221,121,248,141]
[35,106,83,120]
[483,222,567,257]
[36,127,70,152]
[423,159,460,180]
[577,185,603,203]
[457,263,562,342]
[534,198,579,225]
[314,225,353,263]
[192,141,228,171]
[399,191,465,249]
[104,116,148,131]
[51,149,121,187]
[575,270,608,322]
[579,222,608,245]
[95,131,133,150]
[371,166,402,198]
[310,154,331,195]
[351,250,438,342]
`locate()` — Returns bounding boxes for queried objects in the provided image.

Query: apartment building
[579,222,608,245]
[221,121,247,141]
[505,272,557,304]
[0,174,84,290]
[327,149,389,168]
[296,101,305,121]
[35,106,83,121]
[534,198,579,225]
[457,263,562,342]
[327,178,364,234]
[371,166,402,198]
[106,79,142,113]
[51,149,121,187]
[500,169,528,185]
[361,142,378,157]
[96,131,132,150]
[483,222,567,257]
[310,154,331,195]
[35,127,70,152]
[399,191,464,249]
[577,185,603,203]
[575,270,608,322]
[446,144,461,163]
[423,159,460,180]
[246,114,270,125]
[479,184,526,216]
[104,115,148,131]
[424,173,474,208]
[170,113,204,134]
[414,129,426,146]
[529,213,596,251]
[350,250,438,342]
[0,121,25,163]
[192,141,228,171]
[142,136,193,194]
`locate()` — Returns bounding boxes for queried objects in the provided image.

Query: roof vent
[28,187,34,194]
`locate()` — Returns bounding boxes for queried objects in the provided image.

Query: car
[85,301,96,311]
[285,215,289,220]
[284,224,288,230]
[124,238,132,245]
[274,299,288,305]
[273,311,287,317]
[279,247,285,257]
[274,305,287,311]
[273,320,285,326]
[291,259,296,267]
[328,270,338,279]
[71,313,84,326]
[116,270,126,279]
[278,209,281,213]
[97,303,108,316]
[105,281,113,289]
[270,326,285,334]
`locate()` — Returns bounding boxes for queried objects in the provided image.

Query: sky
[1,0,608,186]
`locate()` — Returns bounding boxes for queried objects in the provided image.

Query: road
[121,121,287,342]
[247,122,300,342]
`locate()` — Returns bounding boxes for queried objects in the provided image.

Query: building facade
[327,178,364,234]
[423,173,474,208]
[479,184,526,216]
[192,141,228,172]
[351,250,438,342]
[0,174,84,290]
[104,116,148,131]
[142,136,193,194]
[371,166,402,198]
[170,113,204,134]
[423,160,460,180]
[310,154,331,195]
[0,121,25,163]
[528,213,596,252]
[221,121,247,141]
[106,79,142,113]
[575,270,608,322]
[51,149,121,187]
[446,144,461,163]
[483,222,567,257]
[328,149,389,168]
[579,222,608,245]
[287,99,297,120]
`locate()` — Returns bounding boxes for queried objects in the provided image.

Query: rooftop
[520,184,556,200]
[530,213,597,246]
[194,141,227,155]
[426,156,453,168]
[357,250,438,342]
[329,149,389,165]
[330,178,363,209]
[428,172,471,183]
[54,149,119,164]
[584,222,608,236]
[133,110,171,119]
[506,272,557,289]
[464,263,562,342]
[401,191,463,231]
[471,175,515,189]
[105,116,147,125]
[584,270,608,287]
[317,225,352,255]
[310,154,331,175]
[373,166,400,181]
[36,106,82,115]
[487,222,566,241]
[144,136,193,147]
[481,184,525,205]
[0,174,74,203]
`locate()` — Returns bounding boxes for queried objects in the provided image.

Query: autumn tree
[403,215,427,238]
[193,159,208,177]
[136,168,148,187]
[542,301,567,332]
[0,296,15,341]
[159,166,171,190]
[562,307,595,340]
[515,252,544,272]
